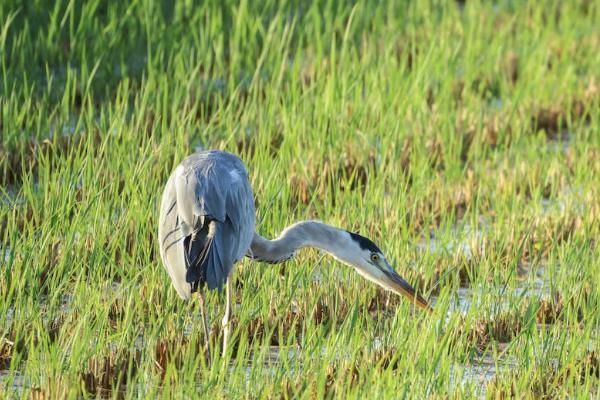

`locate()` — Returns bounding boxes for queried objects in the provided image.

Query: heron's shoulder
[181,150,248,175]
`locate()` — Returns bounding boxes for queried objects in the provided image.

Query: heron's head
[336,231,432,313]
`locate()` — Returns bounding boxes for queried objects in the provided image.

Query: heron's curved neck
[250,220,348,264]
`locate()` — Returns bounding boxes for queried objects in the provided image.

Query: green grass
[1,0,599,398]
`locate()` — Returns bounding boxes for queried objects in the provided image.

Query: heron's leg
[198,288,212,363]
[221,276,232,355]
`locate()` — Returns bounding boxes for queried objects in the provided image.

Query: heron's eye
[370,253,380,263]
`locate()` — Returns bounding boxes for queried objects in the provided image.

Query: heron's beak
[381,265,433,313]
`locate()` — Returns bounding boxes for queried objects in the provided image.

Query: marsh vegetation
[0,0,598,398]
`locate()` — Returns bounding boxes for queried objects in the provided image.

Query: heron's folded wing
[177,153,255,291]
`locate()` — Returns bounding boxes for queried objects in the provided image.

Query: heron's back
[158,151,255,299]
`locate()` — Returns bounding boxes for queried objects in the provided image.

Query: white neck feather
[249,220,350,264]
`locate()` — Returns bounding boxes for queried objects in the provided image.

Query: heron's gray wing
[187,216,237,290]
[177,151,255,291]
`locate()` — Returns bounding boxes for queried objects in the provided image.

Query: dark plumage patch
[184,218,214,288]
[249,251,296,264]
[348,231,382,254]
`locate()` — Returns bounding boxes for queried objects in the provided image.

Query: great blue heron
[158,150,431,359]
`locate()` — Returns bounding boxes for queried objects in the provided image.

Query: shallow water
[452,352,508,398]
[436,267,549,316]
[416,218,488,263]
[259,341,507,399]
[0,192,587,398]
[0,370,26,395]
[0,236,551,397]
[0,185,24,208]
[0,262,563,398]
[546,129,571,154]
[3,248,11,264]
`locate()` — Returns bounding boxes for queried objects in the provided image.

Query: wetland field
[0,1,599,398]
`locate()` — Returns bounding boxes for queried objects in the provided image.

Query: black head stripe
[348,231,382,254]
